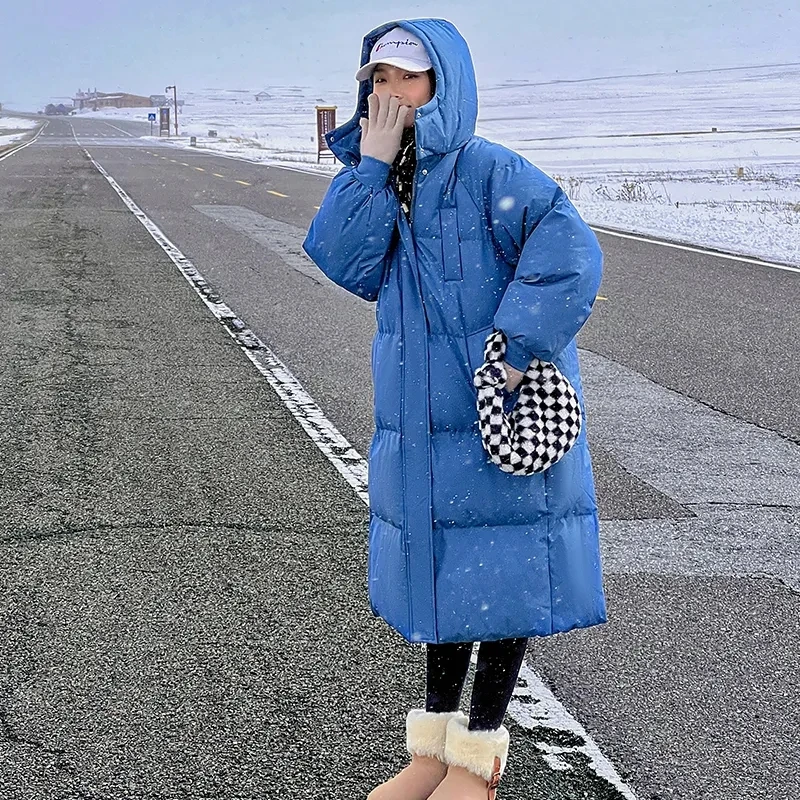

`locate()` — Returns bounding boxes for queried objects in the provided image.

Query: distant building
[149,94,168,107]
[72,89,156,110]
[255,91,272,101]
[45,103,73,115]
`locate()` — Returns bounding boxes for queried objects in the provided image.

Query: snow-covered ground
[75,64,800,267]
[0,116,38,148]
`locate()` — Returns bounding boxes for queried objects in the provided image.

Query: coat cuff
[502,338,531,372]
[354,156,392,189]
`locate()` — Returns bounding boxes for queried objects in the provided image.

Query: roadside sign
[315,106,337,162]
[148,113,156,121]
[159,107,170,137]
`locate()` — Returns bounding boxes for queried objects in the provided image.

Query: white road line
[79,144,368,503]
[509,664,636,798]
[79,144,637,800]
[103,121,134,137]
[592,225,800,275]
[0,121,48,162]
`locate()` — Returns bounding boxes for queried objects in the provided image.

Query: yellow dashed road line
[597,295,609,301]
[155,157,296,198]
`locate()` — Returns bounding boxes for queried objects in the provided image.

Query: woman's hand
[359,93,411,165]
[504,363,525,392]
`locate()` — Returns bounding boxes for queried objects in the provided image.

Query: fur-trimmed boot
[428,715,509,800]
[367,710,467,800]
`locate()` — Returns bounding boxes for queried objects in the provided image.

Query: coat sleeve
[302,156,399,302]
[487,155,603,370]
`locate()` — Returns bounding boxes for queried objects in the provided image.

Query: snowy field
[0,115,38,148]
[76,64,800,267]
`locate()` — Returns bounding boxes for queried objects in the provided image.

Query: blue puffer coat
[303,18,607,644]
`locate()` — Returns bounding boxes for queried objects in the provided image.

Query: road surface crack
[0,704,104,799]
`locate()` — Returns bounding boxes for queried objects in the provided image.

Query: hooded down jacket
[303,18,607,643]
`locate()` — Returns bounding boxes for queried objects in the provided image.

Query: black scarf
[391,128,416,218]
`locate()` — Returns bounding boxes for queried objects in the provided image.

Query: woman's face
[372,64,434,127]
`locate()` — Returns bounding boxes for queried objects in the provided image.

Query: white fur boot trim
[443,715,510,783]
[406,709,468,762]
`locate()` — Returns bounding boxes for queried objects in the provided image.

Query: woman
[303,19,606,800]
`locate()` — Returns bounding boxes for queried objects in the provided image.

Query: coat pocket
[439,207,462,281]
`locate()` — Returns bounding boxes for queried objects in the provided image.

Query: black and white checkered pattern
[473,330,582,475]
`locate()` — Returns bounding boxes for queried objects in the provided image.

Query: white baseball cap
[355,27,432,82]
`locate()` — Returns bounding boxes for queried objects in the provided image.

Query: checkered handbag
[472,330,582,475]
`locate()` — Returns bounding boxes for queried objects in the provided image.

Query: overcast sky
[2,0,799,109]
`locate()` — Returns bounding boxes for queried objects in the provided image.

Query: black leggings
[425,638,528,731]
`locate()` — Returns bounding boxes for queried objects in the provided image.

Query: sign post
[159,107,170,137]
[315,106,337,163]
[165,85,179,136]
[148,111,156,136]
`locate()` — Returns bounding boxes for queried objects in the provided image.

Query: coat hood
[327,18,479,164]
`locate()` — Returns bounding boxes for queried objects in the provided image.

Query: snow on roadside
[0,116,38,130]
[0,116,39,148]
[580,192,800,268]
[0,133,28,147]
[548,158,800,268]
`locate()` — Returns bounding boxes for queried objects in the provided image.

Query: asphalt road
[1,114,798,800]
